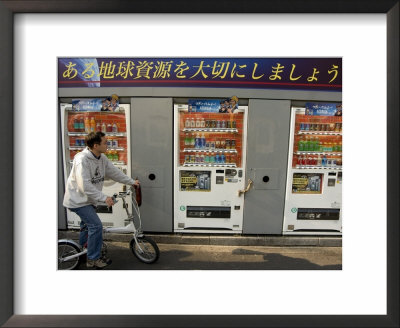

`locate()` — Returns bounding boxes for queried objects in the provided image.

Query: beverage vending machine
[60,102,132,229]
[283,103,342,235]
[173,99,248,233]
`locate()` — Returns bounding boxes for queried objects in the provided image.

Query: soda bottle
[322,155,327,166]
[200,118,205,128]
[90,117,96,132]
[298,136,304,151]
[73,118,78,130]
[319,140,323,152]
[190,133,195,148]
[79,118,84,131]
[317,154,322,166]
[184,133,189,147]
[338,141,342,152]
[304,136,309,151]
[221,154,225,163]
[96,122,101,132]
[107,122,112,132]
[201,133,206,149]
[195,133,200,149]
[314,137,319,151]
[113,151,119,162]
[101,122,106,133]
[191,118,195,128]
[185,116,191,128]
[196,117,201,128]
[84,117,90,133]
[112,122,118,133]
[297,155,302,166]
[309,137,314,151]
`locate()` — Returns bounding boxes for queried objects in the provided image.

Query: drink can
[112,139,118,148]
[300,123,305,130]
[220,139,226,149]
[221,154,225,163]
[205,141,210,149]
[321,124,326,131]
[212,120,216,128]
[210,154,215,163]
[107,140,113,148]
[231,139,236,148]
[75,138,80,146]
[195,154,200,163]
[205,154,209,163]
[215,140,221,149]
[225,139,230,149]
[184,155,190,163]
[221,120,226,128]
[227,120,232,129]
[232,120,236,128]
[210,140,215,149]
[225,154,231,163]
[80,139,86,147]
[216,120,221,128]
[305,123,310,131]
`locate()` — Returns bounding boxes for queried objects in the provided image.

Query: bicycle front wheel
[58,241,82,270]
[130,236,160,264]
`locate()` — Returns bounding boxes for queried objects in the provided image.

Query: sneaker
[87,257,111,269]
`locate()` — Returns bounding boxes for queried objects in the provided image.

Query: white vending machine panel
[283,106,342,235]
[173,103,248,233]
[60,103,132,229]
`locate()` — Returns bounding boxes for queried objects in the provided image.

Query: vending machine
[283,103,342,235]
[173,99,248,233]
[60,101,132,229]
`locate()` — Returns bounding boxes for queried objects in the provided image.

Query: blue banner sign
[305,102,342,116]
[72,99,103,111]
[58,57,341,92]
[188,99,221,113]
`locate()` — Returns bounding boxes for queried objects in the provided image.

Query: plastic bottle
[298,136,304,151]
[201,133,206,149]
[101,122,106,133]
[322,155,327,166]
[90,117,96,132]
[317,154,322,166]
[195,133,200,149]
[113,151,119,162]
[84,117,90,133]
[107,122,112,132]
[309,137,314,151]
[184,133,189,147]
[191,118,195,128]
[190,133,195,148]
[196,117,201,128]
[200,118,205,128]
[185,116,191,128]
[314,137,319,152]
[319,140,323,152]
[112,122,118,133]
[73,118,78,130]
[304,136,310,151]
[79,118,84,131]
[96,122,101,132]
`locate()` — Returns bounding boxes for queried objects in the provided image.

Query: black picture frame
[0,1,398,327]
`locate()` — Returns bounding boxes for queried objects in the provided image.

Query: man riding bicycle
[63,131,139,269]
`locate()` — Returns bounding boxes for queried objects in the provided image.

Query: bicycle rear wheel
[130,236,160,264]
[58,241,82,270]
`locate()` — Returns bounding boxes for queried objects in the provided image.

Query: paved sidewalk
[58,230,341,247]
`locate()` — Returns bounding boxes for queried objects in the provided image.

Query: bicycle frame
[59,188,146,265]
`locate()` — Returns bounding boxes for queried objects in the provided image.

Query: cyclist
[63,131,140,269]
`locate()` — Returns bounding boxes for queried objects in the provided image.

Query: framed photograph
[1,1,398,327]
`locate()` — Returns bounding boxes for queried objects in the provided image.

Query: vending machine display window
[297,208,340,220]
[292,173,323,194]
[179,111,244,168]
[180,170,211,192]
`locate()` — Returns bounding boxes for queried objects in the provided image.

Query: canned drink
[232,120,236,128]
[75,138,80,146]
[112,139,118,148]
[221,154,225,163]
[184,155,190,163]
[80,139,86,147]
[205,141,210,149]
[215,154,221,163]
[225,140,231,149]
[321,124,326,131]
[107,139,113,148]
[305,123,310,131]
[216,120,221,128]
[215,140,221,149]
[226,120,232,129]
[225,154,231,163]
[212,120,216,128]
[231,139,236,148]
[221,120,226,128]
[205,120,210,128]
[195,154,200,163]
[205,154,210,163]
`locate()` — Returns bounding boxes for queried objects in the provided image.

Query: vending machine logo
[291,208,298,213]
[180,206,186,211]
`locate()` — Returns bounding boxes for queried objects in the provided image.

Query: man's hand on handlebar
[105,196,115,207]
[133,179,140,188]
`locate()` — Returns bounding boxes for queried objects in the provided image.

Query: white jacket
[63,147,135,208]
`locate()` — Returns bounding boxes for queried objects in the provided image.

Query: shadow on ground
[71,243,341,271]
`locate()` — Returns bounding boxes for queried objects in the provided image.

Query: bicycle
[58,186,160,270]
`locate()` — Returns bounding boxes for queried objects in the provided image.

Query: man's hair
[85,132,105,149]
